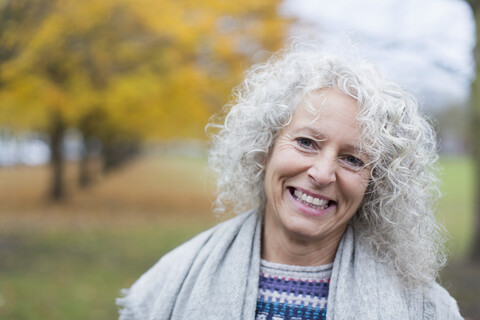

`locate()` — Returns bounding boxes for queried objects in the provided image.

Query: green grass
[0,220,212,320]
[438,157,475,259]
[0,154,216,320]
[0,154,475,319]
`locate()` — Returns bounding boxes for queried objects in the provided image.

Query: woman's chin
[281,216,329,242]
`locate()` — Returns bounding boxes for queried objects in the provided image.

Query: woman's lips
[288,187,337,215]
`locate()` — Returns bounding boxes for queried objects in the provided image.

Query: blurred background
[0,0,479,319]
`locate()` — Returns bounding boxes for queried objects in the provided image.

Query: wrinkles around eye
[345,155,364,167]
[297,137,314,148]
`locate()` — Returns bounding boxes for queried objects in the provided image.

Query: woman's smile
[289,187,335,213]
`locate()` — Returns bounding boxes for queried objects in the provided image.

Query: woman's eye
[297,138,313,148]
[345,155,364,167]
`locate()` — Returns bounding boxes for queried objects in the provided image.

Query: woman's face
[263,88,370,244]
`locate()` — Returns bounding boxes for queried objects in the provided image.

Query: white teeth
[293,189,329,209]
[294,189,302,199]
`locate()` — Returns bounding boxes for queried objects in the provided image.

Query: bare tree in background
[464,0,480,261]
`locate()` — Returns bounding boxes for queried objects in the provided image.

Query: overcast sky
[281,0,475,112]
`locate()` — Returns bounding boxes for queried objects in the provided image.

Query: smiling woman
[117,43,464,320]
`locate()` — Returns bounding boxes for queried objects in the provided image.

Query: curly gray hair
[208,43,446,288]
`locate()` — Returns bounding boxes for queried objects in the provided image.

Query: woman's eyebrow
[291,125,366,156]
[291,126,327,140]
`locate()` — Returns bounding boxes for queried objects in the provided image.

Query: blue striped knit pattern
[255,260,332,320]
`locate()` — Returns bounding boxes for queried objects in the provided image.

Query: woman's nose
[307,154,337,186]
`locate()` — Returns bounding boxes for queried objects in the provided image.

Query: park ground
[0,153,478,319]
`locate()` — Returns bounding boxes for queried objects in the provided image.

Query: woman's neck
[261,214,345,266]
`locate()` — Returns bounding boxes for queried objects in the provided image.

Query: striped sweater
[255,259,332,320]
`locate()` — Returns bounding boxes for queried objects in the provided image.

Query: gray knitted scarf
[117,211,463,320]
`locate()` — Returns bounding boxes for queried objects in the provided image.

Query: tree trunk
[78,135,91,188]
[102,136,116,174]
[78,114,94,188]
[469,2,480,261]
[49,111,65,200]
[78,108,107,186]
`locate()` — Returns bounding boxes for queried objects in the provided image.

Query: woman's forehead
[295,89,359,120]
[295,88,359,115]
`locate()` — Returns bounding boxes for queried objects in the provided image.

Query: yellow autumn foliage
[0,0,290,139]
